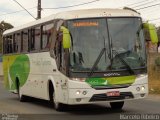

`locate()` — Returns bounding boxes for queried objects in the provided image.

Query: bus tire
[16,79,25,102]
[110,101,124,110]
[49,82,65,111]
[52,92,64,111]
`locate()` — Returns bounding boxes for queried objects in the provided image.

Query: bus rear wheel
[16,80,25,102]
[110,101,124,110]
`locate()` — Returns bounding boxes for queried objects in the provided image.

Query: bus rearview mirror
[60,26,71,49]
[143,23,158,43]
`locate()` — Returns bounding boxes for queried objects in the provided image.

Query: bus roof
[3,8,140,35]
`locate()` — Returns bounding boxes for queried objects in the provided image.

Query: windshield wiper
[88,36,110,77]
[108,34,135,75]
[112,50,135,75]
[88,48,106,77]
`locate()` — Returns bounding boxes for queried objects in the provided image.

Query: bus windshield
[67,17,146,73]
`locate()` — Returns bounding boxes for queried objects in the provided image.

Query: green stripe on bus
[85,76,136,86]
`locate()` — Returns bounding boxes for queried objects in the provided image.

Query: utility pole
[37,0,41,19]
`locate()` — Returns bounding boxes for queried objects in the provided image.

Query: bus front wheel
[110,101,124,110]
[49,81,66,111]
[52,92,64,111]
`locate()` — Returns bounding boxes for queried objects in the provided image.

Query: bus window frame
[2,20,59,55]
[21,30,29,53]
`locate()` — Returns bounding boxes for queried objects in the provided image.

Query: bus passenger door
[56,30,69,75]
[54,29,69,103]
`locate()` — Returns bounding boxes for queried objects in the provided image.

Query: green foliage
[157,27,160,42]
[0,21,14,53]
[0,21,13,32]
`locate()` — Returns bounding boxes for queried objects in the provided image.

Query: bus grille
[89,92,134,102]
[92,84,131,90]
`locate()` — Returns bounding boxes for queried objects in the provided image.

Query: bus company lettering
[31,58,51,66]
[73,22,98,27]
[104,73,120,77]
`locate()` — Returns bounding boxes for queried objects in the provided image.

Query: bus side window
[5,36,9,54]
[30,28,35,51]
[42,23,54,50]
[22,30,29,53]
[15,33,21,53]
[3,36,7,54]
[3,32,26,54]
[7,35,13,54]
[13,34,17,53]
[30,27,41,52]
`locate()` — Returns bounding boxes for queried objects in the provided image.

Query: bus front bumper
[67,83,148,105]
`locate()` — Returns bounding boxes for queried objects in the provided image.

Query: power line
[136,3,160,10]
[140,6,160,16]
[0,7,36,17]
[128,0,150,7]
[12,0,36,19]
[2,0,159,23]
[43,0,100,9]
[1,0,101,17]
[132,0,157,8]
[118,0,150,8]
[149,18,160,21]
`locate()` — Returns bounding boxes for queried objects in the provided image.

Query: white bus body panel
[20,50,148,104]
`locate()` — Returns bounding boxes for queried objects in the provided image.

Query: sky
[0,0,160,27]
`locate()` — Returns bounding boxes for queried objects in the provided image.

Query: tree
[0,21,13,53]
[157,27,160,42]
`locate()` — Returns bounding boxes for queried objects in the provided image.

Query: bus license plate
[107,91,120,96]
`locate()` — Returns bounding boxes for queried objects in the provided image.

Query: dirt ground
[148,53,160,94]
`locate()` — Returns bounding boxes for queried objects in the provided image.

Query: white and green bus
[2,8,158,111]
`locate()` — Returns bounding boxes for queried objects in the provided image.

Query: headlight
[141,86,145,91]
[70,78,86,82]
[136,74,147,78]
[76,90,81,95]
[136,86,145,92]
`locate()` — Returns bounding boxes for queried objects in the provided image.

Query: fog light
[82,91,87,95]
[136,87,140,91]
[76,98,82,102]
[140,93,145,97]
[76,90,81,95]
[141,86,145,91]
